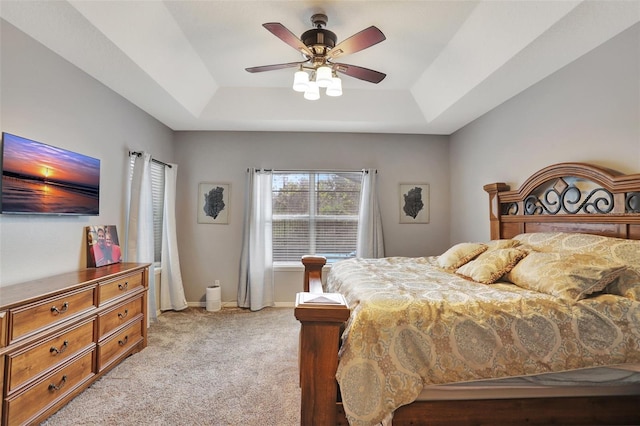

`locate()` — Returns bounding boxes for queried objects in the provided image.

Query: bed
[294,162,640,425]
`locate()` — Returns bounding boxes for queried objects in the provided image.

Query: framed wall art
[198,183,229,224]
[86,225,122,267]
[399,183,429,224]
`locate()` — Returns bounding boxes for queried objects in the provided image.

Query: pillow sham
[505,252,628,303]
[456,248,528,284]
[512,232,640,273]
[606,269,640,301]
[437,242,487,270]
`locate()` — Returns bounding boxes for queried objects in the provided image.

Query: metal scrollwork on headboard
[627,192,640,213]
[502,202,518,215]
[523,185,614,215]
[500,175,620,216]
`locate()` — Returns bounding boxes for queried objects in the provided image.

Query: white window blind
[272,171,362,263]
[150,161,165,262]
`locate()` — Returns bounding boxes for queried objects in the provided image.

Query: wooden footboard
[295,256,349,425]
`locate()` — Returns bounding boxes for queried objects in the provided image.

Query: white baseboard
[187,301,295,308]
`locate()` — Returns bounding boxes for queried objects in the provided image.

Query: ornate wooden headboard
[484,162,640,240]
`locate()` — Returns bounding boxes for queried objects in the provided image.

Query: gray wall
[2,19,639,307]
[0,21,174,286]
[449,23,640,243]
[0,20,451,304]
[172,131,450,305]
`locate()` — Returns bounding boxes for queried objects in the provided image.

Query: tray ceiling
[1,1,638,134]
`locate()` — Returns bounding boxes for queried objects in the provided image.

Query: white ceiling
[1,1,639,135]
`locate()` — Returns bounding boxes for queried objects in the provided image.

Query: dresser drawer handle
[118,335,129,346]
[48,375,67,392]
[50,302,69,315]
[50,340,69,355]
[118,282,129,291]
[118,309,129,319]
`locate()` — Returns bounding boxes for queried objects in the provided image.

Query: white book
[300,292,344,305]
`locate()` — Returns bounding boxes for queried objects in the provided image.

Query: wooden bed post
[302,255,326,293]
[483,182,510,239]
[296,256,350,426]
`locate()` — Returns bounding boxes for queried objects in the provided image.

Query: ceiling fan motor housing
[301,28,337,55]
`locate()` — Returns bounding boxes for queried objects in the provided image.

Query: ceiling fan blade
[327,26,386,60]
[332,63,386,84]
[246,61,307,73]
[263,23,313,57]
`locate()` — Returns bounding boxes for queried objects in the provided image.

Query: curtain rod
[129,151,172,168]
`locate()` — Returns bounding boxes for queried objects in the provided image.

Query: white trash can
[206,285,221,312]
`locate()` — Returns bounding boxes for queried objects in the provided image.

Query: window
[272,171,362,263]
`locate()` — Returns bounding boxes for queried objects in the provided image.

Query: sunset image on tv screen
[1,133,100,215]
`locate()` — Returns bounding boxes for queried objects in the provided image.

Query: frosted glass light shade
[304,81,320,100]
[293,71,309,92]
[315,66,333,88]
[326,76,342,97]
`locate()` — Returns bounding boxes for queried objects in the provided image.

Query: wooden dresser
[0,262,149,425]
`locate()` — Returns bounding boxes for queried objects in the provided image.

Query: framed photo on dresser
[86,225,122,267]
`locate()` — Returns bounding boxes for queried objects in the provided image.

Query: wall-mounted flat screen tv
[1,132,100,215]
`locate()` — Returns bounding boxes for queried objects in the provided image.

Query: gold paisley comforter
[326,255,640,426]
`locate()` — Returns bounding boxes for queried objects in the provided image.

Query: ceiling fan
[245,14,386,86]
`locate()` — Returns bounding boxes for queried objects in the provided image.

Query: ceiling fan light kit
[326,75,343,97]
[247,13,386,100]
[292,67,343,99]
[292,69,310,92]
[315,65,333,87]
[303,81,320,101]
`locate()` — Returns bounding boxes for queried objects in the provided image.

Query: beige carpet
[42,307,301,425]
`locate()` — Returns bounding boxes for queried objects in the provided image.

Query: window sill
[274,262,332,272]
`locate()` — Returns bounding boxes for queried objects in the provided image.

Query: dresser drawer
[97,319,143,371]
[9,287,96,344]
[98,272,143,306]
[5,349,95,426]
[6,319,95,394]
[97,295,144,339]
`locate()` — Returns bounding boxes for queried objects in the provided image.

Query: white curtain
[160,163,188,311]
[126,152,157,322]
[238,169,274,311]
[356,169,385,258]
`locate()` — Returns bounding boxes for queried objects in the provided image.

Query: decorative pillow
[485,239,521,251]
[606,269,640,301]
[437,242,488,270]
[456,248,528,284]
[505,252,628,303]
